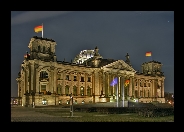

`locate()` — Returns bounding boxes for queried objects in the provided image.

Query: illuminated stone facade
[16,36,165,106]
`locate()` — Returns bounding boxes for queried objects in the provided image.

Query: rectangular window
[74,76,77,81]
[87,77,91,82]
[144,83,147,87]
[81,77,84,82]
[66,75,69,80]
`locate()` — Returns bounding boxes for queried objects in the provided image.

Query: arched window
[80,86,84,96]
[57,84,62,95]
[43,46,45,53]
[65,85,69,96]
[38,45,40,52]
[87,86,91,96]
[148,90,150,97]
[73,86,77,96]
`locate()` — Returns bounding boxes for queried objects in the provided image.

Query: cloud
[11,11,72,26]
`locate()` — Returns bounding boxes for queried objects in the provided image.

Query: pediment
[102,60,136,73]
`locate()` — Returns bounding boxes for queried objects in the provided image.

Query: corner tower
[141,60,164,76]
[27,36,57,62]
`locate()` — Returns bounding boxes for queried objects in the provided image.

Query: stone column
[137,79,140,97]
[92,72,95,103]
[25,68,28,93]
[129,77,132,97]
[150,80,152,97]
[35,69,39,93]
[85,73,87,95]
[62,71,65,95]
[155,80,158,97]
[94,70,99,95]
[99,72,102,95]
[77,73,80,95]
[22,80,24,97]
[102,72,105,95]
[112,75,115,96]
[33,64,36,94]
[161,80,164,98]
[121,76,124,100]
[118,76,121,98]
[152,79,155,97]
[54,68,57,93]
[106,73,110,97]
[142,85,144,98]
[119,76,122,99]
[19,80,21,97]
[30,63,34,92]
[17,81,20,97]
[92,72,94,94]
[105,72,108,97]
[132,77,134,97]
[51,69,54,93]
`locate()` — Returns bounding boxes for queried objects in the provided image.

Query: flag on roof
[145,51,151,56]
[34,25,43,33]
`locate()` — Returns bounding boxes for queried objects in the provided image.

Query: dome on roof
[73,49,95,64]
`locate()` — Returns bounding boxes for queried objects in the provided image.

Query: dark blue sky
[11,11,174,97]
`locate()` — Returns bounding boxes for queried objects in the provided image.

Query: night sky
[11,11,174,97]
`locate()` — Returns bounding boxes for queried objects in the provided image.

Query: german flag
[145,52,151,56]
[124,79,130,87]
[34,25,43,33]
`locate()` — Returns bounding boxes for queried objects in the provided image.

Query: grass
[35,109,174,122]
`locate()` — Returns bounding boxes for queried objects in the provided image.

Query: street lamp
[70,93,73,117]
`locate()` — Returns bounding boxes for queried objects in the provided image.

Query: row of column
[59,71,91,96]
[136,79,164,98]
[101,72,134,98]
[21,63,164,99]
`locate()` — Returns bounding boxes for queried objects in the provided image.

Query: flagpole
[42,23,43,38]
[122,77,124,107]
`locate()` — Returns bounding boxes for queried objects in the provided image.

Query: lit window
[42,99,47,105]
[80,87,84,96]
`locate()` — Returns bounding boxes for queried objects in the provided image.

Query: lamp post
[70,93,73,117]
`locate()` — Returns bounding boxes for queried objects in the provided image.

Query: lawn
[35,109,174,122]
